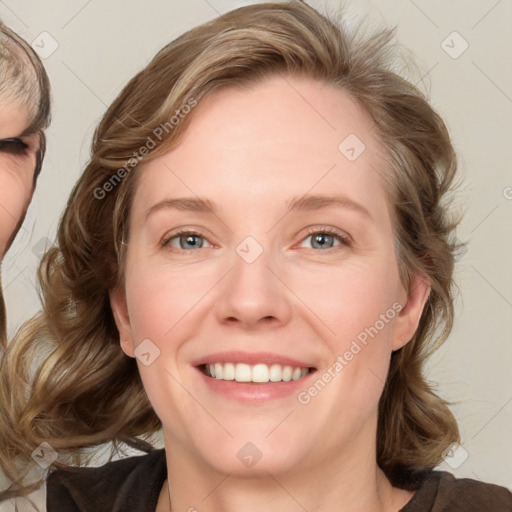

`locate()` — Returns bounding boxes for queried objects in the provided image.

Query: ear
[109,286,135,358]
[392,273,430,351]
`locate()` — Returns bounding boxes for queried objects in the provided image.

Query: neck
[162,427,414,512]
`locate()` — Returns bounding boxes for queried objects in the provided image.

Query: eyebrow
[144,193,372,221]
[0,127,38,141]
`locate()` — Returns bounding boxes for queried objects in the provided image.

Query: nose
[214,243,293,331]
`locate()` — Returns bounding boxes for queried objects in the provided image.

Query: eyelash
[0,138,29,155]
[160,226,351,252]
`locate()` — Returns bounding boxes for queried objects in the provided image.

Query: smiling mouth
[199,362,315,383]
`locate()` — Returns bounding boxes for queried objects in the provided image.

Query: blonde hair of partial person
[0,20,51,346]
[0,0,462,501]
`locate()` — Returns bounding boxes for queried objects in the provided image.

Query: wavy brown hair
[0,0,461,501]
[0,20,51,346]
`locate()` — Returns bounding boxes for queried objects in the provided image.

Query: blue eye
[161,227,351,253]
[305,232,338,249]
[162,231,211,250]
[300,228,351,250]
[0,138,29,155]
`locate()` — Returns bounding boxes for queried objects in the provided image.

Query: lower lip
[195,367,315,403]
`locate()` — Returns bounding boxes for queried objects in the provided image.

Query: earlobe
[392,274,430,351]
[109,287,135,358]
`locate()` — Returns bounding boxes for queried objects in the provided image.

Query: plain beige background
[1,0,511,510]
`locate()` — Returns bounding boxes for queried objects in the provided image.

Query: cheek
[124,245,402,352]
[123,258,214,433]
[289,254,400,342]
[123,244,402,449]
[289,256,400,411]
[124,259,215,342]
[0,168,34,255]
[123,251,221,399]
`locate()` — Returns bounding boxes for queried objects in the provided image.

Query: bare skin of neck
[154,418,416,512]
[155,471,415,512]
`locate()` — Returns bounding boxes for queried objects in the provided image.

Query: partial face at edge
[0,98,40,258]
[111,75,429,476]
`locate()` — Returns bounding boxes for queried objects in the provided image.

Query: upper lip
[191,351,316,369]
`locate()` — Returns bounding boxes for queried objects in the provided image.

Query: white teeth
[292,367,302,381]
[214,362,223,380]
[223,362,235,380]
[205,362,310,383]
[282,366,293,382]
[235,363,252,382]
[269,364,282,382]
[252,364,269,383]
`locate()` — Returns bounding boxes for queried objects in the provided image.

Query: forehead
[132,74,392,222]
[0,98,32,138]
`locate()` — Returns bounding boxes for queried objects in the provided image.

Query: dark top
[46,448,512,511]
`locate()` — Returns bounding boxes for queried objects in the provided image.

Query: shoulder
[46,448,167,512]
[401,470,512,511]
[434,472,512,510]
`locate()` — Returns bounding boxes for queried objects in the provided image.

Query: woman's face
[112,75,429,477]
[0,98,39,258]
